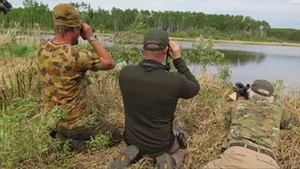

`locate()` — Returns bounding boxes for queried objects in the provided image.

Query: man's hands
[168,41,181,59]
[80,23,94,40]
[80,23,115,70]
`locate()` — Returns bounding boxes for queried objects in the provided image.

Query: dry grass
[0,59,299,169]
[0,58,40,104]
[278,96,300,168]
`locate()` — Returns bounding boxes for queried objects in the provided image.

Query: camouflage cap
[143,29,169,51]
[251,79,274,97]
[53,3,81,27]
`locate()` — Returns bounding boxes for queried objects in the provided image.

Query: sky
[12,0,300,29]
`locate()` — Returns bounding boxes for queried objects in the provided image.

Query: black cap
[143,29,169,51]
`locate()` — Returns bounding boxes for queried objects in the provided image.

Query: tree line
[1,0,300,43]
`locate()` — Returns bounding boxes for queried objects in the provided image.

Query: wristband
[87,34,98,43]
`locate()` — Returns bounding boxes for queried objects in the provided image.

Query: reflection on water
[190,48,300,93]
[221,50,266,66]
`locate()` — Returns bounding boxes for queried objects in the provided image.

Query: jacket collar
[139,59,168,72]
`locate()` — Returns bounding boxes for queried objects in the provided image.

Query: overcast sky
[12,0,300,29]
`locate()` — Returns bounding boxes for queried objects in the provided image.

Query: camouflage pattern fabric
[37,40,102,130]
[53,3,82,27]
[224,100,297,152]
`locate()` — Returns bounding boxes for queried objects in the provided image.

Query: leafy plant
[218,65,232,83]
[187,36,225,71]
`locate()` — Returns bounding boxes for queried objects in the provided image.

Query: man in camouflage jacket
[37,3,121,151]
[204,80,298,169]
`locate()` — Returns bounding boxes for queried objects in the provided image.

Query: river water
[178,41,300,93]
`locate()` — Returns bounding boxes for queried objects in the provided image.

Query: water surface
[185,42,300,93]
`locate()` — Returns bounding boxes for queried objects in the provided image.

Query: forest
[1,0,300,43]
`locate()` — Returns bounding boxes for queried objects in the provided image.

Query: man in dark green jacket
[118,29,200,169]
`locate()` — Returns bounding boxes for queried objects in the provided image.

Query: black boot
[155,153,175,169]
[108,127,122,147]
[111,145,140,169]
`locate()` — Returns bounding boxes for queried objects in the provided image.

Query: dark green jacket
[119,58,200,156]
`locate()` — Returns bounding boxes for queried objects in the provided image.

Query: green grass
[0,96,77,169]
[88,133,111,150]
[8,42,37,58]
[0,42,37,58]
[0,97,51,168]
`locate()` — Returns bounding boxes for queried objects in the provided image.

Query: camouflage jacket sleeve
[222,107,233,151]
[224,111,232,130]
[75,48,102,71]
[224,103,235,129]
[280,110,298,130]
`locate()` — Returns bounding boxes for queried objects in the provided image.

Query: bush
[187,36,226,70]
[5,42,37,58]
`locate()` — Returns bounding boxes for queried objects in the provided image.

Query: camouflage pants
[203,146,279,169]
[56,116,121,151]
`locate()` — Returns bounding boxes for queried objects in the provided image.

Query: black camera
[233,82,250,99]
[0,0,12,15]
